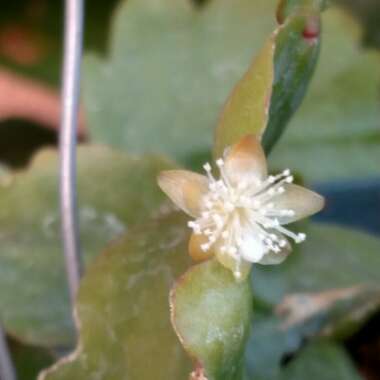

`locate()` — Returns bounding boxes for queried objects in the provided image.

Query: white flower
[158,135,324,280]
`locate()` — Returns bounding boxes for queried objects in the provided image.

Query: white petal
[240,234,267,263]
[157,170,209,217]
[223,134,267,186]
[255,231,291,265]
[273,184,325,225]
[258,244,291,265]
[215,242,252,281]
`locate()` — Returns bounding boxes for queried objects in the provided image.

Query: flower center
[187,158,306,272]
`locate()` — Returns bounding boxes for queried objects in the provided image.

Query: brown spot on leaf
[276,286,364,328]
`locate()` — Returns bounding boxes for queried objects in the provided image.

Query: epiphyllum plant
[158,134,324,280]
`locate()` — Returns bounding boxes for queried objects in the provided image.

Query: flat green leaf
[246,295,375,379]
[277,0,327,22]
[279,341,362,380]
[0,145,173,347]
[245,312,293,379]
[213,37,274,158]
[215,0,324,156]
[39,213,192,380]
[84,0,278,163]
[270,8,380,181]
[263,11,321,152]
[245,316,363,380]
[250,223,380,342]
[9,339,54,380]
[245,224,380,378]
[85,1,380,181]
[252,223,380,306]
[171,259,252,380]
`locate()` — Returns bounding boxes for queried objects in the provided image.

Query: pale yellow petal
[188,232,214,262]
[157,170,209,217]
[273,184,325,225]
[223,134,267,185]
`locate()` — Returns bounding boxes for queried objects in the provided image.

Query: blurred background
[0,0,380,379]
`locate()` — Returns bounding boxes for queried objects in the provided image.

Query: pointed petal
[223,134,267,185]
[157,170,209,217]
[214,243,252,281]
[188,232,214,262]
[273,184,325,225]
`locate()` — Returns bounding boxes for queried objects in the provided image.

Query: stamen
[192,160,306,271]
[203,163,212,172]
[296,233,306,243]
[238,181,247,190]
[253,200,261,208]
[201,243,210,252]
[234,270,242,279]
[203,162,216,182]
[225,202,235,212]
[216,158,224,167]
[274,225,305,244]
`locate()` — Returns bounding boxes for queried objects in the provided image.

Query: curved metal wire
[59,0,85,304]
[0,1,84,378]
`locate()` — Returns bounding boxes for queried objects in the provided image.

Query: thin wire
[0,325,16,380]
[59,0,85,305]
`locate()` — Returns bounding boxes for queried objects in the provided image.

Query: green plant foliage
[277,0,327,21]
[9,339,54,380]
[263,11,321,153]
[171,259,252,380]
[270,8,380,181]
[246,305,370,379]
[242,223,380,378]
[211,0,322,157]
[0,145,174,347]
[279,341,362,380]
[84,0,380,181]
[246,328,361,380]
[245,312,296,379]
[39,213,192,380]
[213,38,274,158]
[252,223,380,305]
[83,0,278,163]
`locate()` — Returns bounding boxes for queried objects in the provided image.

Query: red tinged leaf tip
[303,15,320,43]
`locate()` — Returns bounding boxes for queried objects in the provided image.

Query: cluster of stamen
[187,159,306,276]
